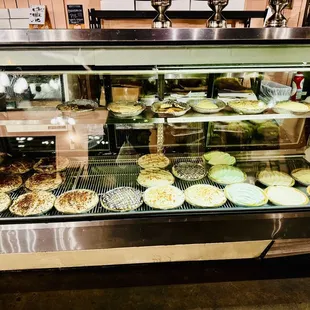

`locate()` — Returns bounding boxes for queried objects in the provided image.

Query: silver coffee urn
[207,0,229,28]
[265,0,289,27]
[151,0,172,28]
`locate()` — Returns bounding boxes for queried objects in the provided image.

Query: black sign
[67,5,84,25]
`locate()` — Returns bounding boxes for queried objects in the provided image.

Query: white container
[260,80,292,106]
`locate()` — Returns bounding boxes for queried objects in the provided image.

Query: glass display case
[1,28,310,270]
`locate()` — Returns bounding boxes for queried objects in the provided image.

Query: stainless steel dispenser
[151,0,172,28]
[265,0,289,27]
[207,0,229,28]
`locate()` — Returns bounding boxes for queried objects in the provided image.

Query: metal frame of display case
[1,28,310,270]
[88,9,267,29]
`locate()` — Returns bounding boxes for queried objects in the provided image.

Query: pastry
[138,154,170,169]
[0,192,11,212]
[208,165,246,185]
[196,99,217,109]
[225,183,268,207]
[34,156,69,174]
[257,170,294,187]
[0,158,33,174]
[55,189,99,214]
[185,184,226,208]
[0,174,23,193]
[265,186,309,206]
[228,100,267,114]
[101,187,143,212]
[152,100,190,116]
[25,173,63,191]
[57,99,97,112]
[291,168,310,186]
[137,168,174,188]
[143,185,185,210]
[108,102,144,114]
[172,162,206,181]
[203,151,236,166]
[189,99,225,114]
[274,101,310,114]
[10,191,56,216]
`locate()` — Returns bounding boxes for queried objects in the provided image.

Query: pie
[257,170,295,187]
[0,158,33,174]
[196,99,218,110]
[185,184,226,208]
[138,154,170,169]
[172,162,206,181]
[265,186,309,206]
[203,151,236,166]
[101,187,143,212]
[228,100,267,114]
[143,185,185,210]
[225,183,268,207]
[10,191,56,216]
[208,165,247,185]
[108,102,144,114]
[274,101,310,114]
[137,168,174,188]
[291,168,310,186]
[55,189,99,214]
[0,174,23,193]
[0,192,11,212]
[34,156,69,174]
[25,173,63,191]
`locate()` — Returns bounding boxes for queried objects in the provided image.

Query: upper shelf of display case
[0,28,309,47]
[0,28,309,69]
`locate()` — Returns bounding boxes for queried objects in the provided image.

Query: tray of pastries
[203,151,236,166]
[208,165,247,185]
[265,186,309,206]
[185,184,226,208]
[225,183,268,207]
[137,168,175,188]
[228,100,267,114]
[101,187,143,212]
[10,191,56,217]
[107,101,145,118]
[143,185,185,210]
[152,100,191,117]
[257,170,295,187]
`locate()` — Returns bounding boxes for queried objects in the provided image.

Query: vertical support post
[157,74,165,101]
[157,123,164,154]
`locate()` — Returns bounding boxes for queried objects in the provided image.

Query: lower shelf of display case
[2,156,310,223]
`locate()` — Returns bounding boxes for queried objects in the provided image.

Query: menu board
[29,5,46,25]
[67,5,85,25]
